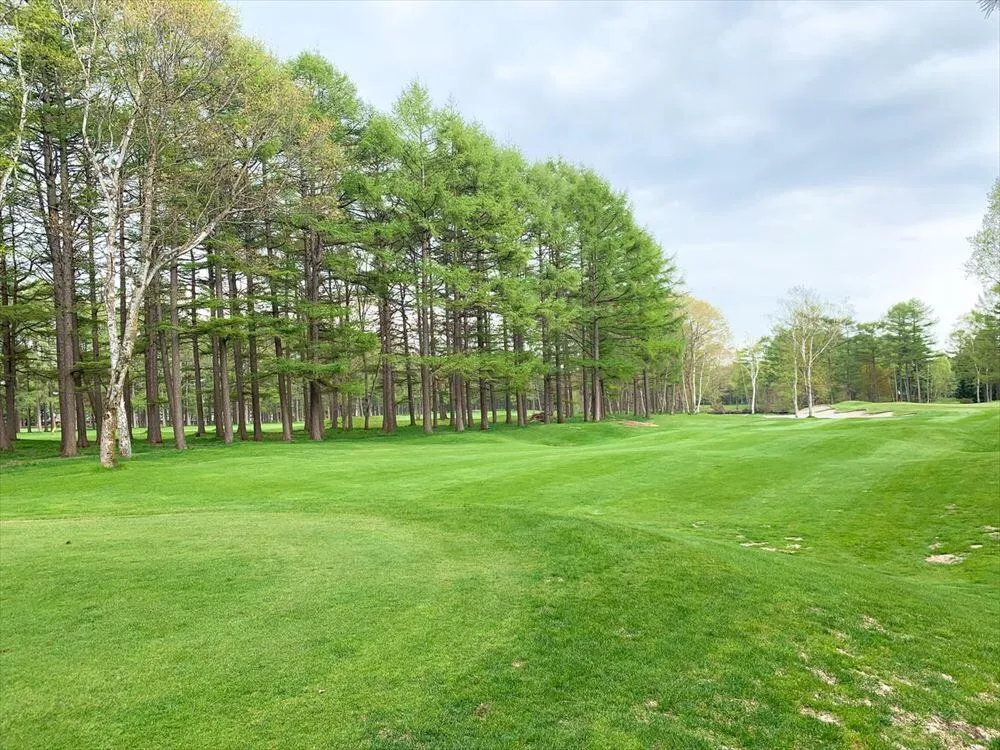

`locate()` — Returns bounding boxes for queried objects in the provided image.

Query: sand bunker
[767,404,893,419]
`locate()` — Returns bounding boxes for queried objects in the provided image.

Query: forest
[1,0,998,470]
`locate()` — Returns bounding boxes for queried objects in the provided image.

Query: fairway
[1,404,999,749]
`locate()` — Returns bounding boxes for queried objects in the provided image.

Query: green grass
[2,403,998,749]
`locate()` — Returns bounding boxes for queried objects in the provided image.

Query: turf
[1,404,998,749]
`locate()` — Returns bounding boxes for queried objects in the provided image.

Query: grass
[1,403,998,749]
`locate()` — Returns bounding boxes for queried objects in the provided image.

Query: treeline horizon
[1,0,685,467]
[1,0,997,468]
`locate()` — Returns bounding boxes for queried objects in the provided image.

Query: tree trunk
[72,321,89,448]
[1,222,17,449]
[229,270,247,441]
[213,264,233,445]
[166,264,186,450]
[40,112,79,457]
[144,275,163,444]
[379,294,396,434]
[592,318,603,421]
[246,273,263,441]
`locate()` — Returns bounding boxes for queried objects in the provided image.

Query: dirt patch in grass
[925,554,966,565]
[810,667,838,685]
[622,420,658,428]
[861,615,887,633]
[800,707,841,725]
[891,707,999,749]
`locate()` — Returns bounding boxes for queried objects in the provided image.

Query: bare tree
[739,338,765,415]
[779,287,843,417]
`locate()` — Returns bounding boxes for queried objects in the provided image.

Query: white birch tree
[63,0,289,467]
[779,287,843,417]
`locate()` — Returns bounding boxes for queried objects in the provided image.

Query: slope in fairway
[1,404,998,749]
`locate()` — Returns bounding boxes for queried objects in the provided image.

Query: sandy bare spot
[377,727,413,743]
[785,536,803,541]
[925,554,966,565]
[622,420,658,428]
[810,668,838,686]
[511,659,524,669]
[891,706,999,749]
[473,702,491,718]
[945,503,958,511]
[633,698,665,725]
[740,541,767,547]
[861,615,887,633]
[875,682,894,696]
[929,541,943,551]
[800,706,841,725]
[970,544,983,550]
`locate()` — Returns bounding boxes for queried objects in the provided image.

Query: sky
[231,0,1000,347]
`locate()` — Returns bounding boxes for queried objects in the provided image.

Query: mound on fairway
[1,403,998,749]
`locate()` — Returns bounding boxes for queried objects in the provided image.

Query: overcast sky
[232,0,999,346]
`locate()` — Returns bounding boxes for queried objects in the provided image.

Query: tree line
[3,1,997,468]
[682,178,1000,415]
[0,0,682,466]
[677,181,1000,415]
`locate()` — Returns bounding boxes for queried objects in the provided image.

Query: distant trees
[951,297,1000,402]
[881,299,935,403]
[738,339,765,414]
[777,288,842,417]
[679,297,730,413]
[718,295,972,414]
[952,180,1000,403]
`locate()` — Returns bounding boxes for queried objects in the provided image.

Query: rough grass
[1,403,998,749]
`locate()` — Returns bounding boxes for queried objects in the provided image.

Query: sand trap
[766,404,894,419]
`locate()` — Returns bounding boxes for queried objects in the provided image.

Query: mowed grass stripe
[1,403,998,748]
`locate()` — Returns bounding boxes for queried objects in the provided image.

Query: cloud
[232,0,999,346]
